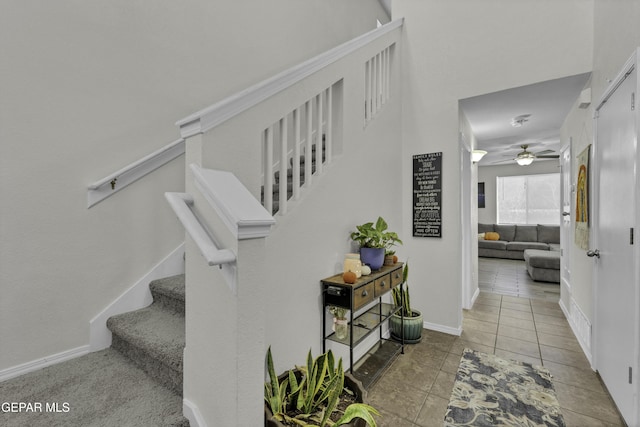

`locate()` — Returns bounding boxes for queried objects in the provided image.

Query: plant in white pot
[390,262,423,343]
[350,217,402,271]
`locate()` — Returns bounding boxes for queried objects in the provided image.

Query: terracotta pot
[265,371,367,427]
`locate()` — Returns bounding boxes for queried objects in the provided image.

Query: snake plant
[391,262,412,317]
[265,347,379,426]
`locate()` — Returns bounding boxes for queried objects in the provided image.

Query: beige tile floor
[367,258,625,427]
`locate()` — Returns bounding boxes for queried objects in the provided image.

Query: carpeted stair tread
[107,305,184,366]
[0,349,188,427]
[149,274,185,315]
[107,304,185,394]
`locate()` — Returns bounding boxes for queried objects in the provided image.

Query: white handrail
[87,138,185,208]
[165,192,237,267]
[176,18,404,138]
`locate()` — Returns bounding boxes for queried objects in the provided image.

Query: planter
[384,255,395,266]
[265,371,367,427]
[389,309,423,344]
[334,317,349,340]
[359,247,385,271]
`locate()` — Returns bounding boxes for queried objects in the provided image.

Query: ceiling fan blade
[536,155,560,159]
[491,159,515,164]
[534,149,555,156]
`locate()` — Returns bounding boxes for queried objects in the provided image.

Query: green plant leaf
[333,403,380,427]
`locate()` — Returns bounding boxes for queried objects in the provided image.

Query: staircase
[107,274,186,397]
[0,275,189,427]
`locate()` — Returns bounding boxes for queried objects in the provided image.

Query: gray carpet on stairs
[0,274,188,426]
[0,349,188,427]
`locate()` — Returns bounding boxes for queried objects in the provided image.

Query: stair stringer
[89,243,185,351]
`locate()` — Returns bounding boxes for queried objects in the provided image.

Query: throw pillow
[484,232,500,241]
[478,233,486,240]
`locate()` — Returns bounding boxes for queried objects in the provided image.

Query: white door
[593,59,638,425]
[559,143,571,291]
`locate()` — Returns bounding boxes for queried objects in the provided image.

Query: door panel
[594,65,638,424]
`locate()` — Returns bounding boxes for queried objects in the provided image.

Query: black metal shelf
[325,302,400,347]
[321,263,405,389]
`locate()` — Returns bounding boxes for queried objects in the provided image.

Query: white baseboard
[424,320,462,337]
[89,243,185,351]
[469,287,480,308]
[560,297,593,366]
[183,398,206,427]
[0,345,90,383]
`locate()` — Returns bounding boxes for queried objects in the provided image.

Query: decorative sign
[413,152,442,237]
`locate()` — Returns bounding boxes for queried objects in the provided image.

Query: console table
[321,263,404,388]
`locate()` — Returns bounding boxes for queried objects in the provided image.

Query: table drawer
[353,282,374,311]
[374,274,391,297]
[390,267,403,288]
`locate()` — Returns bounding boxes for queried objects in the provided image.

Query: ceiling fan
[495,144,560,166]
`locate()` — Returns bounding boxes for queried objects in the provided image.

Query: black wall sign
[413,152,442,237]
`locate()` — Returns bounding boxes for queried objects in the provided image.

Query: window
[497,173,560,225]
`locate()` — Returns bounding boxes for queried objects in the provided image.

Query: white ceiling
[460,73,591,166]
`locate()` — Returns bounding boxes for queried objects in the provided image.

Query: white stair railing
[88,138,185,208]
[164,192,236,267]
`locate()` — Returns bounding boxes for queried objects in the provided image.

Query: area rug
[444,348,565,427]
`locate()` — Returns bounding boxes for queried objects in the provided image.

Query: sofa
[478,223,560,260]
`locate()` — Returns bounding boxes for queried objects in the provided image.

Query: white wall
[0,0,389,372]
[477,161,562,224]
[393,0,593,332]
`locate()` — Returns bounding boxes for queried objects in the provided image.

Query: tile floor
[367,258,625,427]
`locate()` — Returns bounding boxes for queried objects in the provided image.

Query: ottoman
[524,249,560,283]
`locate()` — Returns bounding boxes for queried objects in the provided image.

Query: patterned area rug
[444,348,565,427]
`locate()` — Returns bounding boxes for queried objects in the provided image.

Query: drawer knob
[395,273,400,279]
[362,290,368,297]
[380,281,386,287]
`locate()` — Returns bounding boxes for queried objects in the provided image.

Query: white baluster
[263,126,274,214]
[278,116,288,215]
[316,92,323,175]
[305,99,313,187]
[325,87,332,164]
[292,107,301,200]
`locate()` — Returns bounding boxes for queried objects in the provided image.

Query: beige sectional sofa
[478,223,560,260]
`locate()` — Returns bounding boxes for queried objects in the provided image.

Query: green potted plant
[328,306,349,340]
[350,217,402,271]
[390,262,423,343]
[264,347,380,427]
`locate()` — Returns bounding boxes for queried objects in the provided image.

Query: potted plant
[350,217,402,271]
[390,262,423,343]
[264,347,380,427]
[328,306,349,340]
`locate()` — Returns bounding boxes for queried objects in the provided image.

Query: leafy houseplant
[265,347,379,427]
[328,306,349,340]
[350,217,402,270]
[390,262,423,343]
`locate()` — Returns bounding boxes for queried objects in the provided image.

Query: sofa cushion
[478,223,494,233]
[506,241,549,251]
[538,224,560,244]
[478,240,507,250]
[524,249,560,269]
[515,225,538,242]
[494,224,516,242]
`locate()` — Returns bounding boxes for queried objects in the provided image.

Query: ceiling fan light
[516,156,534,166]
[471,150,487,163]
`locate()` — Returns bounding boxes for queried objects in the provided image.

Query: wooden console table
[321,263,404,388]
